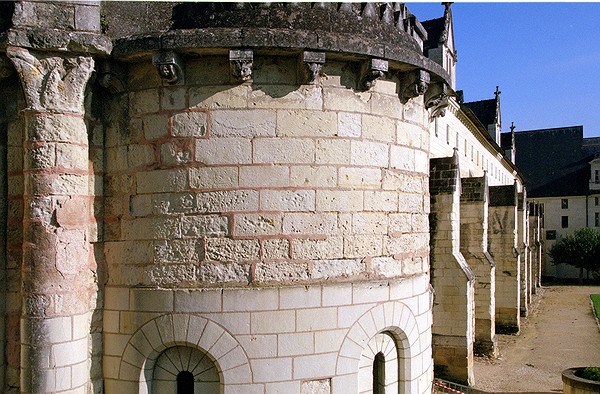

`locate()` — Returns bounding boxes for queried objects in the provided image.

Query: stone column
[7,47,96,393]
[430,153,475,385]
[488,184,520,334]
[518,192,529,316]
[460,175,497,357]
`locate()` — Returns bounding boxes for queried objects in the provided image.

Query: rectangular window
[546,230,556,240]
[596,212,600,227]
[595,170,599,183]
[561,216,569,228]
[596,197,599,206]
[561,199,568,209]
[446,125,450,144]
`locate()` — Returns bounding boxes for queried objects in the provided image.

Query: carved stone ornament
[6,47,94,114]
[97,60,126,93]
[400,69,430,103]
[229,49,253,82]
[153,51,184,85]
[300,51,326,84]
[360,58,388,91]
[425,82,450,120]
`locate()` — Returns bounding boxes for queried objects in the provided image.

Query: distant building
[503,126,600,279]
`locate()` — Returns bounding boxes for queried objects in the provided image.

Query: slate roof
[421,17,444,54]
[500,132,513,151]
[508,126,591,198]
[462,99,497,128]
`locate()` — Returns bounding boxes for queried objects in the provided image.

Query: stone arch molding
[118,314,251,393]
[336,301,422,384]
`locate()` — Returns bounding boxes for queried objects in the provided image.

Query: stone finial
[300,51,326,84]
[6,46,94,114]
[230,49,253,82]
[97,60,126,93]
[360,58,388,91]
[400,69,430,103]
[153,51,184,85]
[425,82,450,120]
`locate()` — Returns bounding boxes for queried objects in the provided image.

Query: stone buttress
[529,202,543,293]
[488,183,520,334]
[518,191,530,317]
[429,152,475,385]
[459,175,497,357]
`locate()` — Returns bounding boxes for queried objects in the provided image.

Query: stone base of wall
[103,276,434,394]
[496,307,520,334]
[474,338,497,358]
[432,335,474,386]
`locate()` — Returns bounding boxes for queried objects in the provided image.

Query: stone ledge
[0,27,112,55]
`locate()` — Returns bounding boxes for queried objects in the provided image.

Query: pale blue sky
[407,2,600,137]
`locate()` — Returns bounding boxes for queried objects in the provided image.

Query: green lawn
[591,294,600,320]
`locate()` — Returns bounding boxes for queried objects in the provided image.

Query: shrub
[577,367,600,382]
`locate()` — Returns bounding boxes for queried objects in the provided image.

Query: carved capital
[97,60,126,93]
[300,51,325,84]
[153,51,184,85]
[360,58,388,91]
[425,82,450,120]
[399,69,430,103]
[229,49,253,82]
[6,47,94,114]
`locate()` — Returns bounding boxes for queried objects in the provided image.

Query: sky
[407,2,600,138]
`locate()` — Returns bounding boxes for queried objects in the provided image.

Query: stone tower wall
[101,50,435,392]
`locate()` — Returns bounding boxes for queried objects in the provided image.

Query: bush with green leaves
[549,228,600,281]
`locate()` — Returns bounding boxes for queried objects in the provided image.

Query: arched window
[177,371,194,394]
[152,346,220,393]
[373,352,385,394]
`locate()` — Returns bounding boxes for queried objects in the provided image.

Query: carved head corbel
[230,49,253,82]
[425,82,450,120]
[399,69,430,104]
[97,60,126,93]
[360,58,388,91]
[153,51,184,85]
[300,51,326,85]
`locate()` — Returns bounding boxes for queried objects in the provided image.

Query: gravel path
[473,285,600,393]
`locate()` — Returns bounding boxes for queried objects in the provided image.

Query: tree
[549,228,600,281]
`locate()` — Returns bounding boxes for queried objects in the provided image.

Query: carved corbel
[299,51,325,84]
[360,58,388,91]
[399,69,430,103]
[425,82,450,120]
[153,51,184,85]
[97,60,126,93]
[229,49,253,82]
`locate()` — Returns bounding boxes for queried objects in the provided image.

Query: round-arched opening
[373,352,386,394]
[177,370,195,394]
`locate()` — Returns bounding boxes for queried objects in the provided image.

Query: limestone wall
[102,51,435,392]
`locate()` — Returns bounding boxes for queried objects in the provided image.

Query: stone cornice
[0,27,112,56]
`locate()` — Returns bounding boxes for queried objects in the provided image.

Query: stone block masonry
[489,184,521,334]
[518,192,530,317]
[429,153,476,385]
[460,176,497,357]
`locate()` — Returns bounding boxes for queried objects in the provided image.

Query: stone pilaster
[430,153,475,385]
[7,47,96,394]
[488,184,520,334]
[518,192,529,316]
[460,175,497,357]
